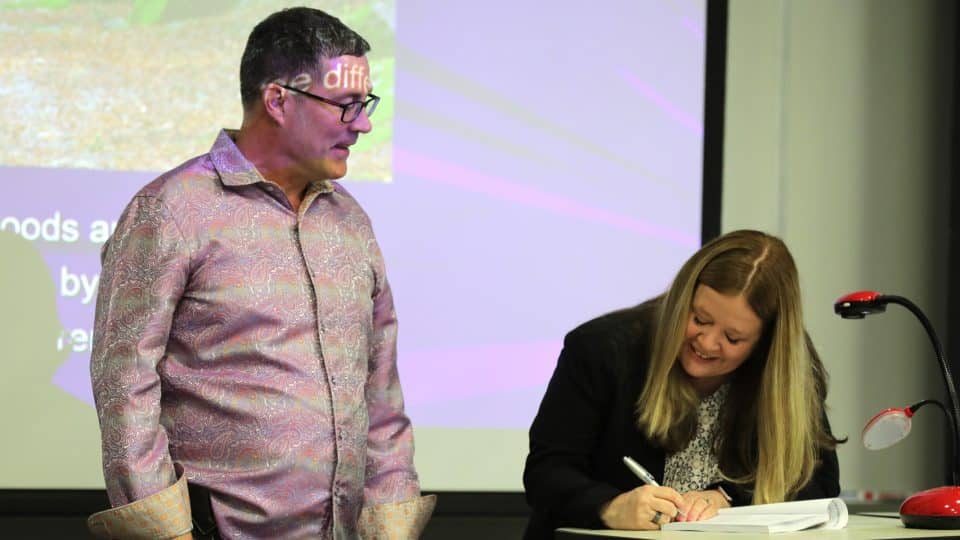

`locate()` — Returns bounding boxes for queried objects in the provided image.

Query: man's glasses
[279,84,379,123]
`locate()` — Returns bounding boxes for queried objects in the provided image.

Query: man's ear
[262,83,286,124]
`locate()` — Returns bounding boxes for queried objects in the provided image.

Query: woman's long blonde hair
[636,230,841,504]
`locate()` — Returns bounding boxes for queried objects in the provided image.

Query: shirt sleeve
[523,327,623,530]
[90,194,191,518]
[362,251,421,505]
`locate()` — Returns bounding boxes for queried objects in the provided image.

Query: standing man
[88,7,433,539]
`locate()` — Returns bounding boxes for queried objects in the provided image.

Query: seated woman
[522,230,844,538]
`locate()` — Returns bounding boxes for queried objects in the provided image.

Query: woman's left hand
[678,489,730,522]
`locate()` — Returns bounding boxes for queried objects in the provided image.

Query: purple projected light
[394,148,698,248]
[620,70,704,138]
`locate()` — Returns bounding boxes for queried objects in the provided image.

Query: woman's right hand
[599,485,686,530]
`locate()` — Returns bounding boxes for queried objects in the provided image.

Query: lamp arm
[884,295,960,485]
[909,399,958,484]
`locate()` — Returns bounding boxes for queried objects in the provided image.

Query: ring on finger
[651,510,663,525]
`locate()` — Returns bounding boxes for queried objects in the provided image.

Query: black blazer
[522,300,840,539]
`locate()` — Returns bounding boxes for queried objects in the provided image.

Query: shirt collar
[701,382,730,408]
[209,129,334,195]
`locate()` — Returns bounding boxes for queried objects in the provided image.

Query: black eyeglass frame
[278,84,379,123]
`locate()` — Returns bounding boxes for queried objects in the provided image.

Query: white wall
[724,0,955,493]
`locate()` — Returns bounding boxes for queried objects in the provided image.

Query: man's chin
[317,162,348,181]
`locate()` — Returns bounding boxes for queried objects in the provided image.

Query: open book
[662,498,848,533]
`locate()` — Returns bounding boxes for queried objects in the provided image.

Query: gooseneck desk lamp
[834,291,960,528]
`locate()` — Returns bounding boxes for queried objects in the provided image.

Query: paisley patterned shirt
[663,383,729,493]
[90,130,420,539]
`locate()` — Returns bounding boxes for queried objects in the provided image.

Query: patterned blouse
[663,383,730,492]
[90,130,420,539]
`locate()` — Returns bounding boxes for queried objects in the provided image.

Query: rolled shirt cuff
[357,494,437,539]
[87,464,193,540]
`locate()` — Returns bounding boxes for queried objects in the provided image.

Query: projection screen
[0,0,708,491]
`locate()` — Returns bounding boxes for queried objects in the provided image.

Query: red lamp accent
[900,487,960,528]
[835,291,960,529]
[837,290,883,303]
[834,291,886,319]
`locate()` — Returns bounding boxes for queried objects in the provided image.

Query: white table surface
[556,514,960,539]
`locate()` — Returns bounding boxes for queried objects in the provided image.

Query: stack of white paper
[662,498,848,533]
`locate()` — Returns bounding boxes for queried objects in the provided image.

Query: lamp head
[863,406,914,450]
[834,290,887,319]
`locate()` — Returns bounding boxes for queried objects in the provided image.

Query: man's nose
[349,109,372,133]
